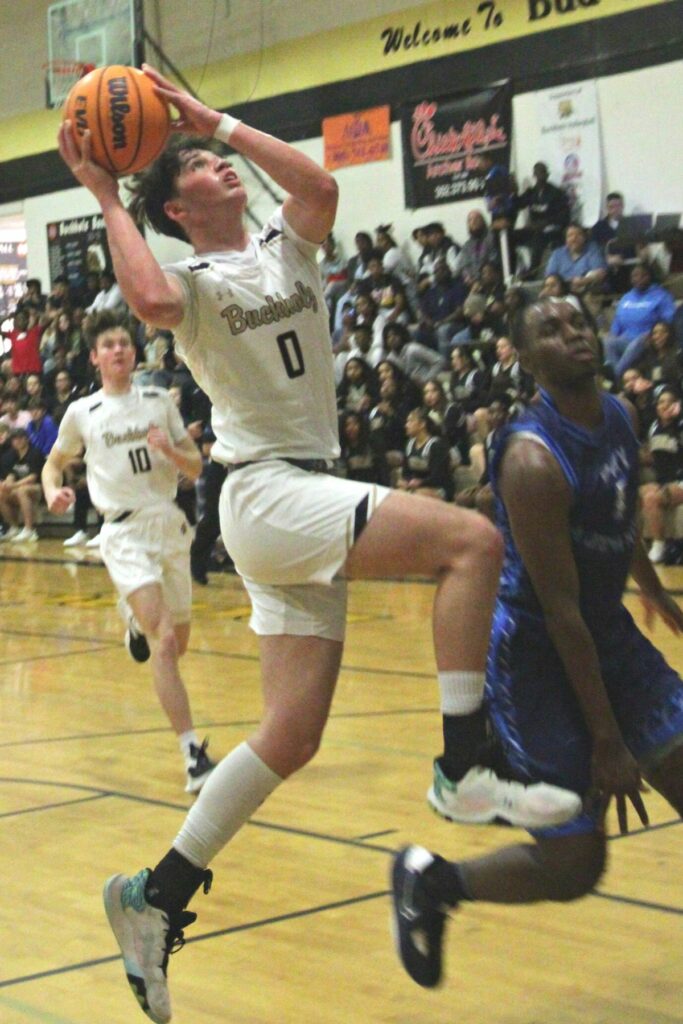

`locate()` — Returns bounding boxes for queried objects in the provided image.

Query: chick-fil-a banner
[401,81,512,209]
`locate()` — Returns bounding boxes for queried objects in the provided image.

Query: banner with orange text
[323,106,391,171]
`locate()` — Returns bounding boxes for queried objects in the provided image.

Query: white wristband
[213,113,241,144]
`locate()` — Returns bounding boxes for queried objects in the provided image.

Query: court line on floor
[0,889,389,991]
[0,793,111,820]
[592,890,683,916]
[0,992,79,1024]
[0,707,437,750]
[0,646,113,667]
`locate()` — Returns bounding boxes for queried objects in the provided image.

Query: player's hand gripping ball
[63,65,170,176]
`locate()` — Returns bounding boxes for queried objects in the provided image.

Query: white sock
[437,671,485,715]
[174,741,282,867]
[179,730,200,763]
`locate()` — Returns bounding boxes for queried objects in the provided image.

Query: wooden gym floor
[0,542,681,1024]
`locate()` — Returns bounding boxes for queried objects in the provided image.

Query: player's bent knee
[535,835,607,902]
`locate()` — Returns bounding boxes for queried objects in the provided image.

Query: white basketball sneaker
[427,760,582,828]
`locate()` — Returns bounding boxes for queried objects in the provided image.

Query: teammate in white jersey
[42,312,216,794]
[58,68,580,1023]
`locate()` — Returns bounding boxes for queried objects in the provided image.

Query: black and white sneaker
[125,625,151,664]
[185,739,216,793]
[391,845,453,988]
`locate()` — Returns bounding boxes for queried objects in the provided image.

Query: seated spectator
[450,261,506,349]
[603,263,677,372]
[375,223,415,291]
[338,410,388,485]
[361,249,414,328]
[319,232,348,323]
[591,191,635,293]
[336,356,378,413]
[539,272,583,310]
[368,375,411,473]
[545,224,607,309]
[632,321,682,387]
[77,270,101,309]
[0,395,31,431]
[383,321,444,385]
[334,322,382,384]
[40,310,73,375]
[42,275,72,326]
[422,378,470,467]
[486,335,533,408]
[420,222,460,285]
[452,210,499,288]
[449,346,487,414]
[456,393,513,518]
[640,386,683,563]
[27,396,58,458]
[345,231,373,283]
[15,278,46,317]
[376,358,422,410]
[513,161,570,276]
[653,227,683,301]
[25,373,44,404]
[398,406,454,501]
[619,367,656,439]
[5,309,43,377]
[0,428,44,543]
[353,291,384,349]
[412,226,432,293]
[49,369,78,424]
[86,269,127,317]
[416,258,467,356]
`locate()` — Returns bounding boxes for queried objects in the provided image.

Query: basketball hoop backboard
[46,0,141,108]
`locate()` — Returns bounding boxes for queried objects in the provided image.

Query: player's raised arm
[144,64,338,244]
[57,121,185,328]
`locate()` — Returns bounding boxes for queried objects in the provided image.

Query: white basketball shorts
[99,503,193,623]
[219,460,391,640]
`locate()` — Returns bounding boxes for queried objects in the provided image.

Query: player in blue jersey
[392,298,683,988]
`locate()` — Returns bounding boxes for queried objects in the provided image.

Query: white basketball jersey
[55,386,189,516]
[165,208,340,464]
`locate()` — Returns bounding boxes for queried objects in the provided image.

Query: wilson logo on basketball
[107,77,131,150]
[74,95,89,134]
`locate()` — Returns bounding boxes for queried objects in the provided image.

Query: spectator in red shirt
[5,310,43,376]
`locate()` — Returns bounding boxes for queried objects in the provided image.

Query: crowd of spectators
[2,174,683,562]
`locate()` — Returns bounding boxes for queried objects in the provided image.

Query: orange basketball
[63,65,171,176]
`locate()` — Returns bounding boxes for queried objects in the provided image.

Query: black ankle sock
[423,858,473,906]
[146,848,211,915]
[440,707,488,780]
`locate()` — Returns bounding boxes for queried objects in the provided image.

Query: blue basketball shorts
[486,601,683,838]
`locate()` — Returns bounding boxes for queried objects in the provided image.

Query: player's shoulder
[69,390,105,416]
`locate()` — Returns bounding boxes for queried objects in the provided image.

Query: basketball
[63,65,171,176]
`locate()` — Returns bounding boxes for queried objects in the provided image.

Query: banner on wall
[0,238,27,323]
[400,81,512,209]
[323,105,391,171]
[536,81,603,227]
[46,214,111,294]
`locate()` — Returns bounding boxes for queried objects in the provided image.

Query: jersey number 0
[276,330,305,379]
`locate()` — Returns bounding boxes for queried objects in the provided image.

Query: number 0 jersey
[164,208,340,464]
[54,386,188,517]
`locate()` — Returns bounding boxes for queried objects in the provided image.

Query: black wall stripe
[2,2,681,206]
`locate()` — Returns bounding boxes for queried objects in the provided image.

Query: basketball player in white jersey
[58,67,580,1023]
[42,312,216,794]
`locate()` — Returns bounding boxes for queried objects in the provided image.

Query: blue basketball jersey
[489,389,640,634]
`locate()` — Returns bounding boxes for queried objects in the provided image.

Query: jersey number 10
[128,446,152,474]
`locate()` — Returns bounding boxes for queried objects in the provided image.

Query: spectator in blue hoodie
[604,263,677,372]
[27,395,59,457]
